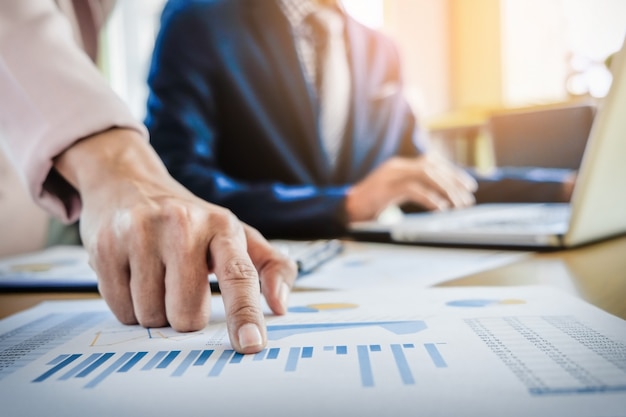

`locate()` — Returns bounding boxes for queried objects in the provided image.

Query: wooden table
[439,234,626,320]
[2,235,625,320]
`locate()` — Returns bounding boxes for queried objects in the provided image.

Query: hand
[345,153,478,222]
[53,128,297,354]
[560,171,577,202]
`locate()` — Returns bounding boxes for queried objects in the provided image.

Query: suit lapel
[243,2,329,181]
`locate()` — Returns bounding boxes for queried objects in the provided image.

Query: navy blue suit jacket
[146,0,564,238]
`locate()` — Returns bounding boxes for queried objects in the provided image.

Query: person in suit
[146,0,571,239]
[0,0,297,354]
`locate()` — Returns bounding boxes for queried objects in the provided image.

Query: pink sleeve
[0,0,147,223]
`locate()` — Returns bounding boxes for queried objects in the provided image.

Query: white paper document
[1,286,625,416]
[0,242,528,291]
[0,245,96,289]
[296,241,529,289]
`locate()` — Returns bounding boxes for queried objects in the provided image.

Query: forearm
[54,128,172,196]
[174,169,350,238]
[0,1,147,221]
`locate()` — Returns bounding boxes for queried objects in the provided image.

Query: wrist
[344,186,363,223]
[53,128,168,193]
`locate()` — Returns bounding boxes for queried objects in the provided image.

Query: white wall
[501,0,626,106]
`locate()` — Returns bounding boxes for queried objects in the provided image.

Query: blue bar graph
[357,345,374,387]
[85,352,135,389]
[230,353,245,364]
[301,347,313,358]
[267,348,280,360]
[253,349,267,361]
[172,350,201,377]
[47,354,70,366]
[118,352,147,373]
[59,353,103,380]
[193,350,214,366]
[424,343,448,368]
[76,353,114,378]
[156,351,180,369]
[32,354,81,382]
[142,351,167,371]
[31,342,449,389]
[208,350,234,377]
[267,320,427,340]
[285,347,301,372]
[390,344,414,385]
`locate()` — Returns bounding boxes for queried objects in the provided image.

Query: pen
[209,239,344,292]
[294,239,344,275]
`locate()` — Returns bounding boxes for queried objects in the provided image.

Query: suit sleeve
[0,0,147,222]
[145,4,349,238]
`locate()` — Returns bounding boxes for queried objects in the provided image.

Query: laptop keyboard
[402,204,571,233]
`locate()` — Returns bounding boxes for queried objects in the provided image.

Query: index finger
[210,220,267,354]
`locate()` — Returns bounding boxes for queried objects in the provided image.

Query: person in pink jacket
[0,0,296,354]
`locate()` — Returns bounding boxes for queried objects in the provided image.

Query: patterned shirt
[277,0,345,90]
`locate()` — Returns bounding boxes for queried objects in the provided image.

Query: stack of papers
[1,286,625,416]
[0,242,529,291]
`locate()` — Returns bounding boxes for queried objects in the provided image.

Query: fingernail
[280,282,290,308]
[238,323,263,350]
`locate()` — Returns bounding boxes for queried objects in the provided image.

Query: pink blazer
[0,0,147,222]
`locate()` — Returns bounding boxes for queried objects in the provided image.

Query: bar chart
[31,341,449,389]
[3,284,626,417]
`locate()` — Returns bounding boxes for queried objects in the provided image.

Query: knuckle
[222,257,258,282]
[105,300,137,326]
[209,208,241,232]
[89,227,116,260]
[116,312,138,326]
[135,307,168,329]
[169,313,208,333]
[229,301,263,323]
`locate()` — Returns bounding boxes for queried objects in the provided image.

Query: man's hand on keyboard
[345,153,478,222]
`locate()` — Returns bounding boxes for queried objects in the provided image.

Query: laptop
[489,103,595,170]
[350,37,626,249]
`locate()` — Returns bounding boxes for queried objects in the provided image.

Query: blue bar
[285,347,301,372]
[424,343,448,368]
[323,346,334,351]
[390,344,415,385]
[208,350,234,377]
[369,345,381,352]
[253,349,267,361]
[403,344,415,349]
[301,347,313,358]
[118,352,147,373]
[336,346,347,355]
[194,350,214,366]
[59,353,103,380]
[32,354,82,383]
[142,351,167,371]
[156,351,180,369]
[172,350,201,377]
[267,348,280,360]
[357,345,374,387]
[230,353,245,364]
[76,353,114,378]
[47,354,70,366]
[85,352,135,389]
